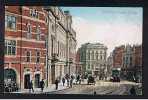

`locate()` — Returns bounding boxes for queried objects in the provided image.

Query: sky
[61,7,143,56]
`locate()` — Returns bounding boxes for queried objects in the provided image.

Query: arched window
[36,25,41,40]
[26,23,31,39]
[36,51,40,63]
[96,51,98,60]
[26,51,31,62]
[92,51,94,60]
[87,50,90,60]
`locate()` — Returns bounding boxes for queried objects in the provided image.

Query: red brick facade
[5,6,48,89]
[132,45,142,68]
[75,50,82,74]
[113,45,125,68]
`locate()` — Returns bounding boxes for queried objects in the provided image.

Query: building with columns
[44,7,77,84]
[78,43,107,80]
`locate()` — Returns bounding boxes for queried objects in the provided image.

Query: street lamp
[69,58,73,76]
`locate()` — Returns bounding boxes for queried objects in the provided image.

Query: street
[47,81,142,95]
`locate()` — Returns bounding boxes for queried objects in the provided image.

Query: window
[45,35,48,48]
[5,15,16,30]
[104,55,106,60]
[87,52,90,60]
[26,51,31,62]
[91,51,94,60]
[130,57,132,66]
[96,51,98,60]
[100,51,102,54]
[87,64,90,69]
[100,55,102,60]
[5,40,16,55]
[45,16,48,24]
[91,65,94,69]
[36,51,40,63]
[26,23,32,39]
[30,9,39,19]
[52,24,55,33]
[36,26,41,40]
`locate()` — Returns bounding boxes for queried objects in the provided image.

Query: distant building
[78,43,107,80]
[112,44,142,82]
[113,45,125,69]
[122,45,133,80]
[132,45,142,82]
[106,52,114,78]
[75,49,83,75]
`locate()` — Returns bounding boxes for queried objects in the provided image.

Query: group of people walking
[55,74,82,90]
[27,74,82,92]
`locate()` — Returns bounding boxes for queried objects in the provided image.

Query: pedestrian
[70,78,73,88]
[29,80,34,93]
[40,79,45,92]
[76,75,80,84]
[130,86,136,95]
[55,79,59,90]
[79,77,81,84]
[94,91,97,95]
[67,78,70,87]
[71,74,74,80]
[62,77,65,86]
[65,74,70,87]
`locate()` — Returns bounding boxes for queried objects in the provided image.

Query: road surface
[47,81,142,95]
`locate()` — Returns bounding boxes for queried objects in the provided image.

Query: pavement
[11,82,69,94]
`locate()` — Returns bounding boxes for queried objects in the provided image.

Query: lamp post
[69,58,73,76]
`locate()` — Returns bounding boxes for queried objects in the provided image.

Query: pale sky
[61,7,143,56]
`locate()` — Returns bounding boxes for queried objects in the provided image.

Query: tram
[111,68,121,82]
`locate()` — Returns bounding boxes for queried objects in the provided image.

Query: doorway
[51,65,55,84]
[35,74,40,88]
[24,74,30,89]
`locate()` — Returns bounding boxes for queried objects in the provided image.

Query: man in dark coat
[55,79,59,90]
[76,75,80,84]
[62,77,65,86]
[29,80,34,93]
[70,77,73,88]
[40,79,45,92]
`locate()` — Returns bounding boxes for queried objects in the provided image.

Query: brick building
[112,44,142,82]
[113,45,125,69]
[132,45,142,82]
[75,49,82,75]
[5,6,48,90]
